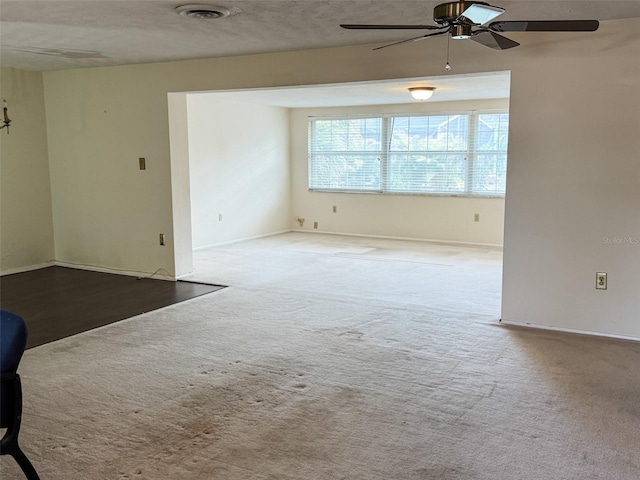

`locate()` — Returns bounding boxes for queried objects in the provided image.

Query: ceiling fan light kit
[341,0,600,56]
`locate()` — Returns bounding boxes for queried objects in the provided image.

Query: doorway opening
[168,71,511,312]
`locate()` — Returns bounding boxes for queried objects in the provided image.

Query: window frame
[308,110,509,198]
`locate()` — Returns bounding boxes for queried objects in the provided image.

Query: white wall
[39,17,640,337]
[290,99,507,245]
[167,93,193,277]
[500,23,640,338]
[187,95,291,249]
[0,67,55,274]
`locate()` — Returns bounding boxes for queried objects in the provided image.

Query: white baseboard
[193,230,293,251]
[0,261,56,276]
[499,319,640,342]
[54,261,177,281]
[2,261,177,281]
[290,229,503,249]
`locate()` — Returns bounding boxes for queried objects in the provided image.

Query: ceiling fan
[340,1,599,51]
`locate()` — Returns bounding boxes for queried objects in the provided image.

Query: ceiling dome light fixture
[408,87,436,101]
[175,4,232,19]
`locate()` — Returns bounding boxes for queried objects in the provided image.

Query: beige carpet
[3,233,640,479]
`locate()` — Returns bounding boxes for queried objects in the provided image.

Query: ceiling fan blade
[489,20,599,32]
[459,4,505,25]
[372,29,448,51]
[340,24,442,30]
[471,31,520,50]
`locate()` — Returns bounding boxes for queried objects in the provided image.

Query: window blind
[309,117,383,192]
[309,111,508,197]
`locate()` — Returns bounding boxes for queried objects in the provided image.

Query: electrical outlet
[474,213,480,222]
[218,213,223,222]
[159,233,166,246]
[313,221,318,229]
[139,157,146,170]
[333,206,337,213]
[596,272,607,290]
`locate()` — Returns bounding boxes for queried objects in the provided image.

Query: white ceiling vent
[175,4,238,19]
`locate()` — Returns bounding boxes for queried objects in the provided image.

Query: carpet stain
[340,329,365,340]
[112,359,367,478]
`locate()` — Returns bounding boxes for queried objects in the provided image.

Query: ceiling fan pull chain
[445,33,452,71]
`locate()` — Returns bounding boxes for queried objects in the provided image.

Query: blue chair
[1,310,41,480]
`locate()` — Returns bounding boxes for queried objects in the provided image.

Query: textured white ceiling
[1,1,637,107]
[1,0,639,71]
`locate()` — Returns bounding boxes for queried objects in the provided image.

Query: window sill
[308,189,505,199]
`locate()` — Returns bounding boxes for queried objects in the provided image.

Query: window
[309,111,509,197]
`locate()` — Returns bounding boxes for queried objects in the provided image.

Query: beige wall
[34,16,640,337]
[290,99,508,245]
[0,67,55,273]
[43,65,180,278]
[187,95,291,249]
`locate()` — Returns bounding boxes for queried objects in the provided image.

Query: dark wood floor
[0,266,225,348]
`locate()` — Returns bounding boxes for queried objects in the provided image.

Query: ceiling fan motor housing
[434,1,490,24]
[451,24,474,39]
